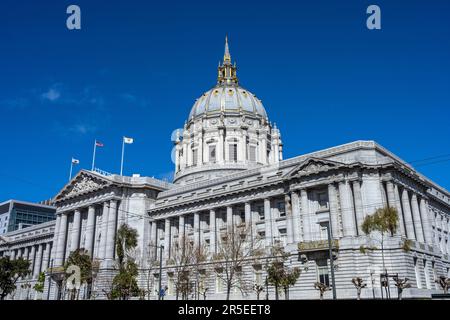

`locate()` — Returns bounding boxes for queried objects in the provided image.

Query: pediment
[53,170,111,202]
[283,157,344,178]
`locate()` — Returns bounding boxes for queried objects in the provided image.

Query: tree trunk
[275,284,279,300]
[226,285,231,300]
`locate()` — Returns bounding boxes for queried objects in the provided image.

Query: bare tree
[351,277,367,300]
[169,236,209,300]
[314,282,330,300]
[392,276,411,300]
[141,241,157,300]
[212,224,263,300]
[435,276,450,294]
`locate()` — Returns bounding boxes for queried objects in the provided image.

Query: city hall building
[0,39,449,300]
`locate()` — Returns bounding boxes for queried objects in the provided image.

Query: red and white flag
[95,140,104,147]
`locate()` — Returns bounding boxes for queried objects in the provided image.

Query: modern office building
[0,200,56,234]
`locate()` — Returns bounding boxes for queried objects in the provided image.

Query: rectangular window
[277,201,286,217]
[320,225,328,240]
[216,274,223,293]
[257,205,264,220]
[249,146,257,162]
[168,275,174,295]
[209,145,216,163]
[153,275,159,296]
[317,265,330,287]
[192,149,198,166]
[254,271,262,285]
[229,144,238,162]
[318,192,328,210]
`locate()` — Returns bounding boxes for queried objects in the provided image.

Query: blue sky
[0,0,449,202]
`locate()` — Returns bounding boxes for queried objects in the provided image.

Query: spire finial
[223,35,231,64]
[217,35,238,85]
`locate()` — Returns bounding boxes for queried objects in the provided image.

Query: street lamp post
[325,221,337,300]
[317,214,337,300]
[148,243,163,300]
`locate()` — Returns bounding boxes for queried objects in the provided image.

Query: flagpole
[91,140,97,171]
[120,137,125,176]
[69,160,74,181]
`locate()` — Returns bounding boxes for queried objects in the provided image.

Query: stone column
[226,206,233,229]
[264,198,272,246]
[70,209,81,252]
[150,220,158,259]
[178,215,185,244]
[418,198,432,244]
[29,245,36,277]
[194,212,200,248]
[164,218,171,260]
[300,189,311,241]
[99,202,109,260]
[241,129,248,163]
[105,200,118,260]
[218,129,224,165]
[55,213,68,266]
[198,132,203,165]
[210,209,216,255]
[260,132,267,164]
[41,243,51,272]
[51,214,61,261]
[181,143,187,170]
[285,194,293,244]
[10,249,16,260]
[290,191,300,242]
[387,182,406,236]
[33,244,43,278]
[352,180,365,236]
[17,248,22,259]
[327,184,340,239]
[83,206,95,258]
[338,181,357,237]
[411,194,425,243]
[401,188,416,240]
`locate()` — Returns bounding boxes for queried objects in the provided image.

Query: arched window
[229,144,237,162]
[209,145,216,163]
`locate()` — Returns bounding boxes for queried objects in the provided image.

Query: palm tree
[111,223,140,300]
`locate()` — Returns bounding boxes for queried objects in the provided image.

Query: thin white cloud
[41,88,61,102]
[119,93,149,108]
[69,123,97,135]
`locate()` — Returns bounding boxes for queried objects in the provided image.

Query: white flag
[123,136,134,144]
[72,158,80,164]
